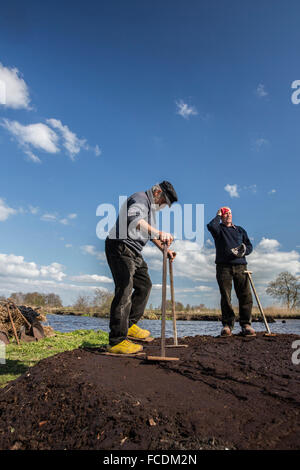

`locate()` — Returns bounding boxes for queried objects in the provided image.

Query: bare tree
[73,295,91,311]
[24,292,46,307]
[266,271,300,309]
[9,292,26,304]
[44,293,63,307]
[93,289,113,312]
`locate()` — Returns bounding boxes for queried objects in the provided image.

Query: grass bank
[0,329,108,389]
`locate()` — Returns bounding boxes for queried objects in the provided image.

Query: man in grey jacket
[105,181,178,354]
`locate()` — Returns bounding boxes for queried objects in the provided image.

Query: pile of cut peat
[0,333,299,450]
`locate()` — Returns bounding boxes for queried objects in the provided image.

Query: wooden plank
[146,356,179,362]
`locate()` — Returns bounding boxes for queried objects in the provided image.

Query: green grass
[0,329,108,389]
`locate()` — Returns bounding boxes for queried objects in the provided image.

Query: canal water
[44,314,300,337]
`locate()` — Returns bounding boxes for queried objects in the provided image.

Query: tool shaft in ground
[160,244,168,357]
[169,258,178,346]
[245,271,271,334]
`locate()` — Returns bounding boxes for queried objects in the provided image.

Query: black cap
[159,181,178,207]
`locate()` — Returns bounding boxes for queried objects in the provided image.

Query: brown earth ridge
[0,333,299,450]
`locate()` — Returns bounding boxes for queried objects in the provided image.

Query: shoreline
[45,310,300,322]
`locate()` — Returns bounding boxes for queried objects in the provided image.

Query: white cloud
[249,241,300,288]
[65,244,72,248]
[143,240,216,283]
[2,117,99,163]
[1,119,59,154]
[0,254,65,281]
[69,274,113,284]
[0,251,112,305]
[175,100,198,119]
[39,210,78,225]
[224,184,239,198]
[243,184,257,194]
[224,184,258,198]
[59,213,77,225]
[81,245,106,261]
[194,285,213,292]
[0,198,17,221]
[0,63,31,109]
[255,83,268,98]
[41,213,57,222]
[24,150,42,164]
[268,189,276,195]
[255,237,280,252]
[46,118,88,160]
[60,218,69,225]
[254,138,269,151]
[94,145,101,157]
[0,253,40,278]
[40,262,66,281]
[178,285,213,293]
[27,205,39,215]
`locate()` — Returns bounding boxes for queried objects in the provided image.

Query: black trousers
[105,238,152,346]
[216,264,253,328]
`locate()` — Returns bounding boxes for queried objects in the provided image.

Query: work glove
[231,243,246,257]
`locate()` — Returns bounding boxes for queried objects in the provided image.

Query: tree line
[0,292,63,307]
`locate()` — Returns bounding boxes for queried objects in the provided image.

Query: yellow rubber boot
[127,323,151,340]
[107,339,143,354]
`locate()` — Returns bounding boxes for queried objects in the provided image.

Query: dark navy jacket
[207,215,253,265]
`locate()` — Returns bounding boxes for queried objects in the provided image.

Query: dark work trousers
[216,264,253,328]
[105,238,152,346]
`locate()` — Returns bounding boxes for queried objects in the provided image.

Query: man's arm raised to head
[207,210,222,238]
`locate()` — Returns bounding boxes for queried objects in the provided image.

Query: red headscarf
[221,207,231,216]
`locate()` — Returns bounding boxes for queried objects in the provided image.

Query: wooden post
[146,244,180,361]
[169,258,178,346]
[6,306,20,345]
[160,244,168,357]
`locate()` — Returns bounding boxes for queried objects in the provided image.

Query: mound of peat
[0,333,299,450]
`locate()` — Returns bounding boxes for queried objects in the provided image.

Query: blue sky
[0,0,299,307]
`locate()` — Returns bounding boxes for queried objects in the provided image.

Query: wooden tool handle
[169,258,178,346]
[244,271,271,334]
[6,306,20,345]
[161,244,168,357]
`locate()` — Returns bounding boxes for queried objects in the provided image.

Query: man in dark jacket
[207,206,255,337]
[105,181,178,354]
